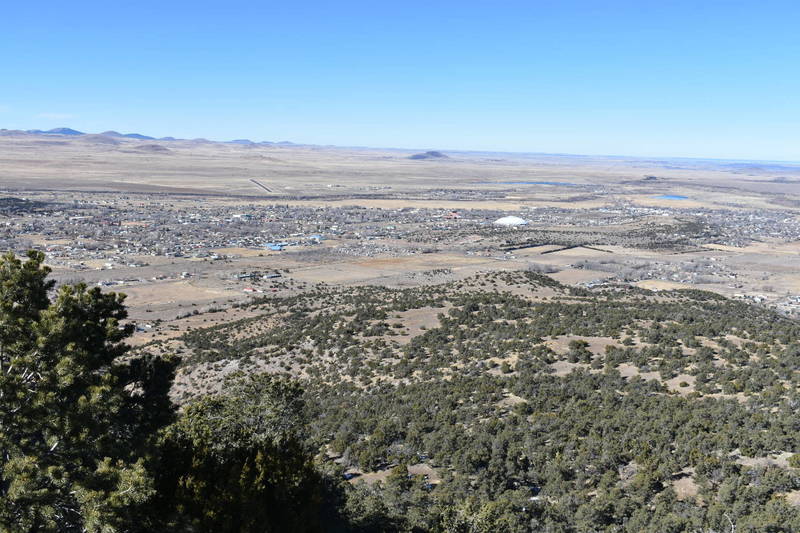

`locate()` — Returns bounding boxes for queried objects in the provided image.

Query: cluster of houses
[6,192,800,264]
[2,191,800,318]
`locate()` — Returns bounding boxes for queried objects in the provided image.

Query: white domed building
[494,216,528,227]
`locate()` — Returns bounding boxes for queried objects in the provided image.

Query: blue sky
[1,0,798,160]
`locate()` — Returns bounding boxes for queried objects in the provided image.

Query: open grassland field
[2,132,800,207]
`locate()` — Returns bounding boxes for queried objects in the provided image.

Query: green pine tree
[0,251,177,532]
[156,372,336,532]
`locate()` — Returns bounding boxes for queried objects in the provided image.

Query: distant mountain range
[2,127,443,157]
[4,127,287,145]
[26,127,85,136]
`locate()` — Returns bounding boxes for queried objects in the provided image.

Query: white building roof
[494,216,528,226]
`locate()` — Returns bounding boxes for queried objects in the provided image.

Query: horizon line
[4,125,800,167]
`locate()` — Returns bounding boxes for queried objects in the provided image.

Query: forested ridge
[4,252,800,532]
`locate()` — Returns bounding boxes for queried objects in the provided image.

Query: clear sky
[1,0,798,160]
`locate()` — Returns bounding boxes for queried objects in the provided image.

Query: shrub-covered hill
[140,270,800,531]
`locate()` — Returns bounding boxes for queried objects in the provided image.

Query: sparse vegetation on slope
[139,269,800,531]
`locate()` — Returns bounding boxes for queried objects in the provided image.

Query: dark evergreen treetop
[0,251,177,532]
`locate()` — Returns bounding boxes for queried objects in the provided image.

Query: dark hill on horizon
[28,127,84,136]
[408,150,449,160]
[101,131,156,140]
[133,143,171,153]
